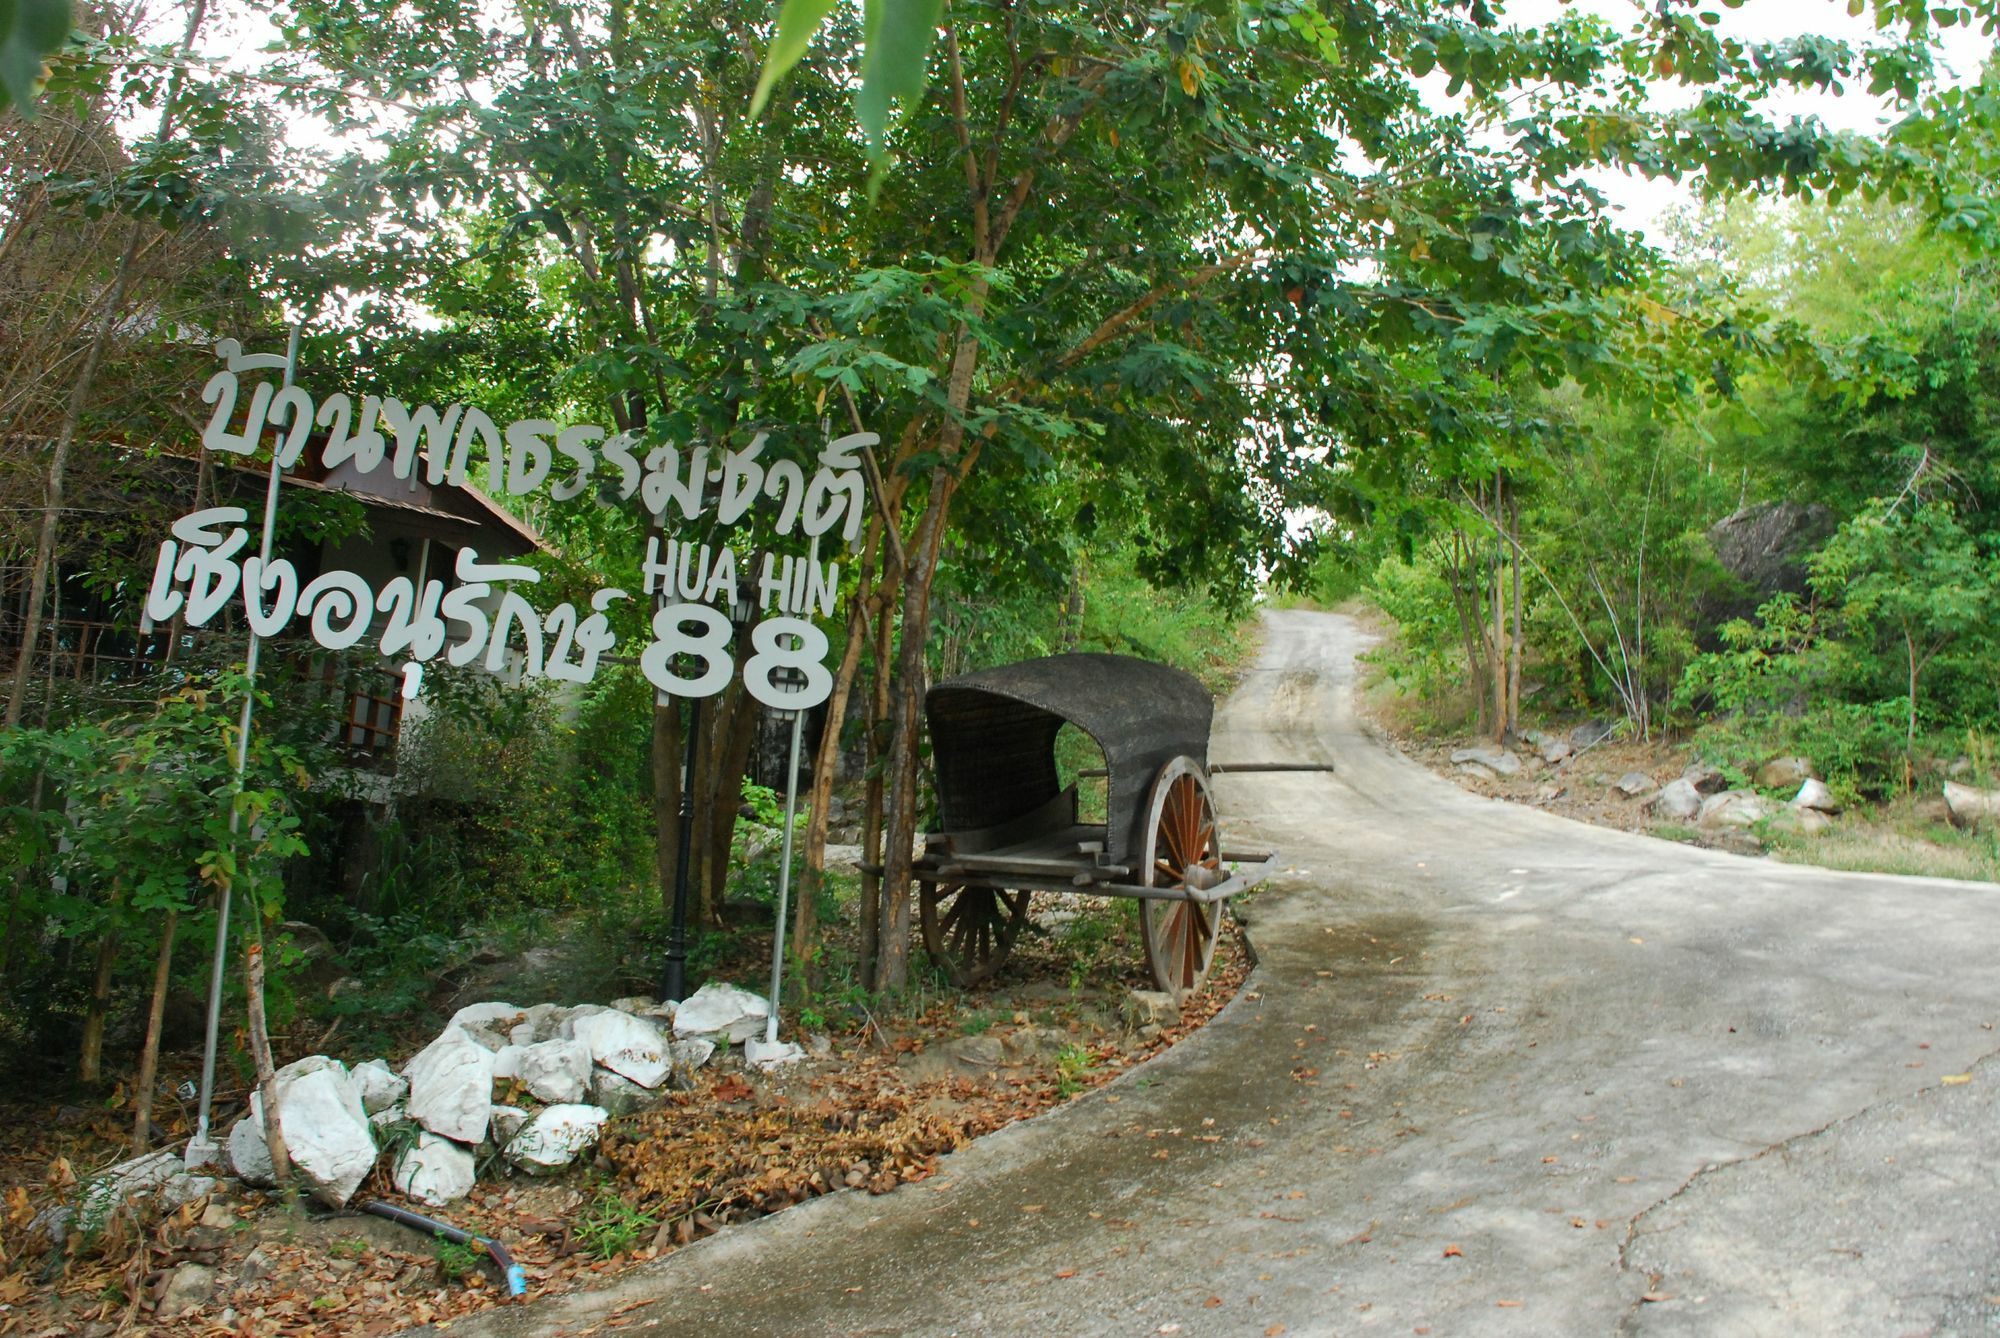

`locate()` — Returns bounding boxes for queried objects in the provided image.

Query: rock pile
[218,985,774,1209]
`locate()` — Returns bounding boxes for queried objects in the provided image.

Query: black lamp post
[660,583,755,1003]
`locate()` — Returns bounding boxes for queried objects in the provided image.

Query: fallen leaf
[1056,1269,1078,1280]
[1943,1074,1972,1085]
[1265,1327,1287,1336]
[1641,1292,1672,1303]
[1496,1299,1523,1307]
[1443,1244,1463,1258]
[1203,1296,1223,1308]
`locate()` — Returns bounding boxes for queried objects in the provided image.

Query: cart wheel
[919,882,1032,987]
[1140,756,1226,997]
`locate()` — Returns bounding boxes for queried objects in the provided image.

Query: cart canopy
[925,652,1212,866]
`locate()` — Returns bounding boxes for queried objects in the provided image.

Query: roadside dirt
[0,906,1246,1338]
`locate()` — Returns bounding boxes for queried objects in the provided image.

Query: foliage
[574,1188,660,1260]
[0,0,71,115]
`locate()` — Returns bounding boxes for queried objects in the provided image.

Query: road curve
[440,609,2000,1337]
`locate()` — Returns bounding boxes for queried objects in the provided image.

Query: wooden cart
[914,652,1294,997]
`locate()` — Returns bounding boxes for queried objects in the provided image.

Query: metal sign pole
[186,324,299,1169]
[763,686,805,1046]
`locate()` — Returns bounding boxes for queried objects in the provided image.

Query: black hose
[356,1199,528,1297]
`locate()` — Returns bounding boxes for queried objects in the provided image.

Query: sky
[1494,0,1996,244]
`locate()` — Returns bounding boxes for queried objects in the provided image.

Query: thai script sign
[144,339,857,709]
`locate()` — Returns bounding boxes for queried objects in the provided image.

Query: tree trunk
[244,913,292,1185]
[857,603,894,989]
[131,909,179,1153]
[78,926,119,1086]
[795,560,876,987]
[1507,490,1523,739]
[1906,628,1920,792]
[1489,475,1507,742]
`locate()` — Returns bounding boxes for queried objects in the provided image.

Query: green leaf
[0,0,72,115]
[750,0,841,120]
[856,0,943,162]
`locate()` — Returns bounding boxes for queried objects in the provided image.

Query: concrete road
[445,610,2000,1337]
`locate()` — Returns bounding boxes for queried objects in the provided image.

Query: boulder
[1613,772,1655,799]
[157,1262,216,1319]
[1682,762,1728,795]
[1768,808,1832,837]
[1698,789,1769,829]
[448,1001,525,1052]
[589,1068,671,1116]
[491,1044,526,1081]
[509,1003,567,1047]
[404,1028,496,1144]
[1647,778,1702,821]
[671,1038,716,1075]
[672,982,772,1044]
[1755,756,1813,789]
[227,1097,275,1187]
[610,995,676,1022]
[271,1056,377,1208]
[570,1010,673,1088]
[1792,778,1841,814]
[1706,501,1835,610]
[516,1037,593,1105]
[1540,738,1574,765]
[78,1150,182,1230]
[1122,989,1182,1030]
[350,1059,408,1115]
[160,1173,217,1213]
[1944,781,2000,829]
[490,1104,530,1146]
[1569,719,1617,748]
[1449,746,1521,777]
[557,1004,612,1039]
[948,1034,1005,1069]
[505,1104,609,1174]
[391,1132,476,1208]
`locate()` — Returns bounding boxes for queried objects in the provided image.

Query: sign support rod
[187,323,299,1167]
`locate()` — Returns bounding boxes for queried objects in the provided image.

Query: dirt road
[442,609,2000,1336]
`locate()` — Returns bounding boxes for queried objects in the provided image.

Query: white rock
[1792,778,1841,814]
[227,1095,274,1187]
[506,1002,569,1048]
[78,1150,182,1229]
[516,1037,593,1104]
[1613,771,1655,798]
[557,1004,611,1039]
[744,1037,803,1070]
[491,1045,526,1081]
[590,1068,670,1115]
[448,1001,526,1032]
[405,1028,496,1144]
[1698,789,1769,829]
[670,1038,715,1072]
[490,1104,530,1146]
[391,1132,476,1208]
[571,1010,673,1088]
[160,1173,217,1212]
[1944,781,2000,828]
[272,1056,377,1208]
[1648,777,1702,821]
[350,1059,408,1115]
[672,983,772,1044]
[368,1103,409,1134]
[504,1104,609,1173]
